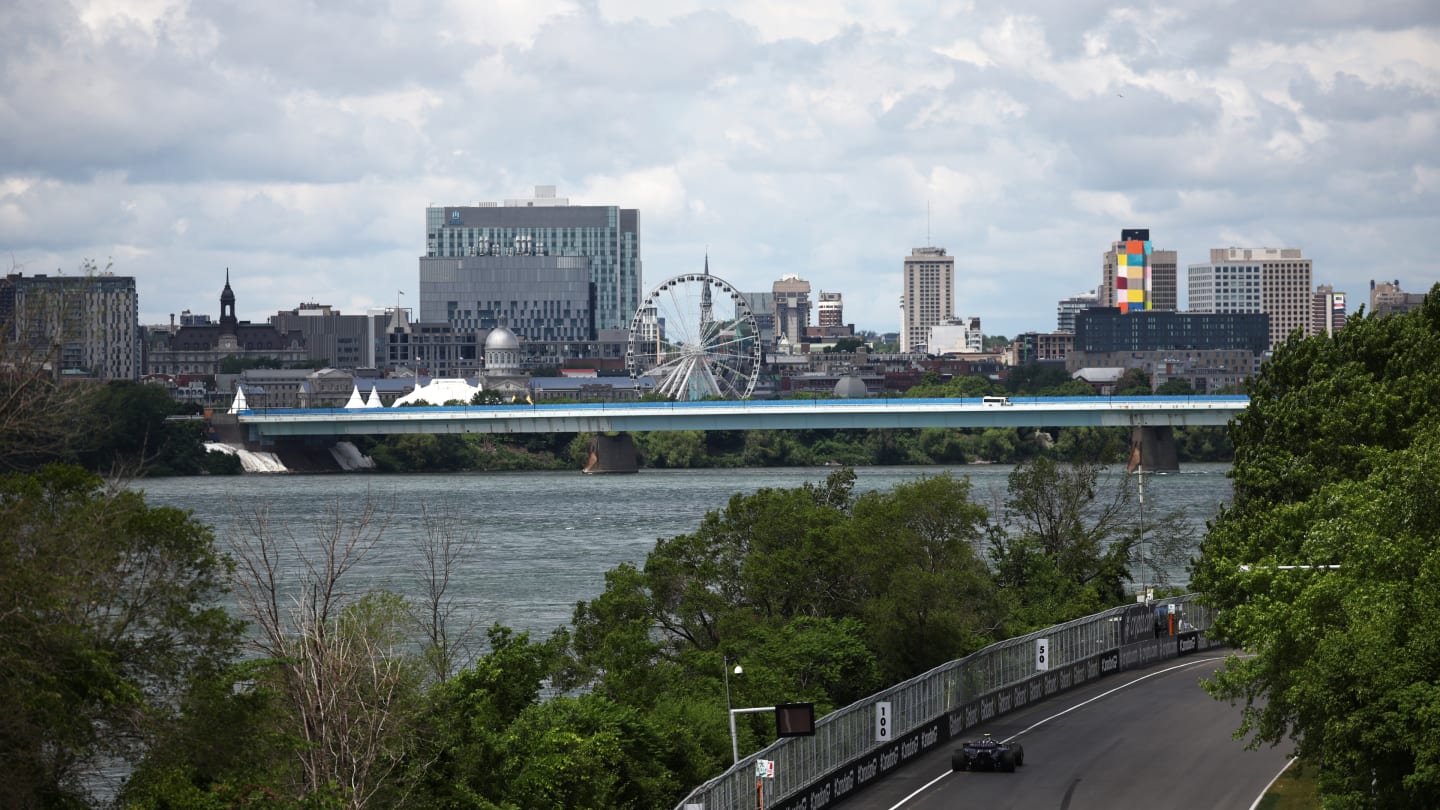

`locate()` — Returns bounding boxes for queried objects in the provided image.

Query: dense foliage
[0,465,241,807]
[361,432,584,472]
[1,377,239,477]
[1192,287,1440,808]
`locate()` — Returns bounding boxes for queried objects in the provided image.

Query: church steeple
[219,268,237,331]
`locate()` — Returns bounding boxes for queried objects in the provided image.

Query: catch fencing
[676,594,1220,810]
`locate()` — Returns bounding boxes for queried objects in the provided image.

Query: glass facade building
[424,187,640,331]
[418,255,594,343]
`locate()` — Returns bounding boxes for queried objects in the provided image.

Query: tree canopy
[0,464,240,807]
[1192,287,1440,808]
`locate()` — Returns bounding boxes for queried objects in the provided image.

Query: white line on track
[883,656,1231,810]
[1248,757,1297,810]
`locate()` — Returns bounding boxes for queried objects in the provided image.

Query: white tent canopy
[227,386,249,414]
[390,378,482,407]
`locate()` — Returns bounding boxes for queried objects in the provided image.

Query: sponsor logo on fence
[1099,650,1121,675]
[1121,604,1155,644]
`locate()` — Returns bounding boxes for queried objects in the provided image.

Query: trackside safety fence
[675,594,1220,810]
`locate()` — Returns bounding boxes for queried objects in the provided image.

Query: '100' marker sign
[876,701,891,742]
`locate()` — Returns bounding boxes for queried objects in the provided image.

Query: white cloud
[1071,190,1139,222]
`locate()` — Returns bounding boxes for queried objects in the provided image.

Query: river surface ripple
[134,464,1233,641]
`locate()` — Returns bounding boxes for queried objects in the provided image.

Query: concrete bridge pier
[583,433,639,474]
[1130,426,1179,473]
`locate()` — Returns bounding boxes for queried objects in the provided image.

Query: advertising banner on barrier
[768,720,945,810]
[1120,604,1156,644]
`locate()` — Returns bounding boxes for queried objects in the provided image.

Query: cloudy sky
[3,0,1438,338]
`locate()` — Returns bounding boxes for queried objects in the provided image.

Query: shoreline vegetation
[349,423,1233,474]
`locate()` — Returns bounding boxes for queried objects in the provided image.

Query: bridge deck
[235,396,1248,437]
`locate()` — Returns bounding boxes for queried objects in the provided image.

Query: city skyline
[2,2,1437,338]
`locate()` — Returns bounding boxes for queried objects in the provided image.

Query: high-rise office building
[424,186,640,331]
[900,247,954,353]
[3,271,139,380]
[773,275,811,342]
[419,253,594,342]
[1312,285,1347,337]
[1100,229,1177,313]
[1188,247,1313,350]
[817,291,843,327]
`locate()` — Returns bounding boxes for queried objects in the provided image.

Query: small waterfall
[204,442,288,473]
[330,441,376,471]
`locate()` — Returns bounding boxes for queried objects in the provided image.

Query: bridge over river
[226,395,1247,472]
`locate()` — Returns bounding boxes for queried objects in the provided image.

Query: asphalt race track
[840,655,1290,810]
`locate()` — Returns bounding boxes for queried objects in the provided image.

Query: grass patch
[1255,759,1319,810]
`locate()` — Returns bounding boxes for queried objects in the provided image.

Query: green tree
[409,626,567,809]
[1005,364,1072,394]
[905,374,999,399]
[77,380,216,476]
[1154,377,1196,396]
[491,694,678,810]
[636,430,709,468]
[850,475,1000,679]
[1113,367,1152,395]
[1192,290,1440,807]
[1050,426,1128,461]
[1036,379,1098,397]
[0,464,241,807]
[118,661,328,809]
[1205,434,1440,808]
[989,456,1193,632]
[988,457,1128,628]
[218,355,286,374]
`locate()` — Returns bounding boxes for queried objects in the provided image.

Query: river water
[134,464,1233,641]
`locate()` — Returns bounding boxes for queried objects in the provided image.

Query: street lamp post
[1136,462,1149,602]
[723,657,743,764]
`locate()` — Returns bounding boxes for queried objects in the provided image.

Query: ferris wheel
[626,265,761,400]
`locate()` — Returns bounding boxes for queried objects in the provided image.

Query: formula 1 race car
[951,733,1025,772]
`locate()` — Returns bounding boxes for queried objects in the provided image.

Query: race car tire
[1014,744,1025,767]
[999,750,1016,773]
[951,750,968,772]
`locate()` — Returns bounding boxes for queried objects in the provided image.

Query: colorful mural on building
[1116,236,1152,313]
